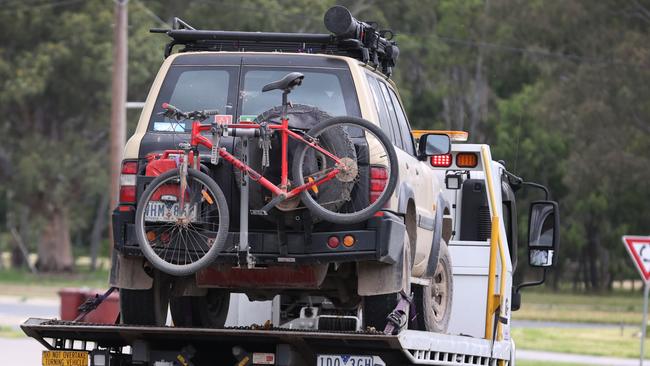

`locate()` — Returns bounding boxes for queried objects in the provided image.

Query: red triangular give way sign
[623,235,650,283]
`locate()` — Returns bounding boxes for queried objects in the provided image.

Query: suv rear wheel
[170,290,230,328]
[120,271,170,326]
[362,235,410,331]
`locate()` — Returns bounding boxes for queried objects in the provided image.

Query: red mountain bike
[135,72,398,275]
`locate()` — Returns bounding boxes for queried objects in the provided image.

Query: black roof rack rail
[150,6,399,77]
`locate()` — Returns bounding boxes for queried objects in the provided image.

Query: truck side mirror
[527,201,560,267]
[418,133,450,159]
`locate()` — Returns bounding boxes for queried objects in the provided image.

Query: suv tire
[362,235,410,331]
[412,241,453,332]
[120,271,169,326]
[170,290,230,328]
[235,105,354,223]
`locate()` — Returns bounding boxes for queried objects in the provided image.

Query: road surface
[0,295,58,330]
[517,349,643,366]
[0,337,45,366]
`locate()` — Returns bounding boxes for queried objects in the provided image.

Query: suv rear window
[149,66,238,132]
[149,64,360,132]
[241,68,359,118]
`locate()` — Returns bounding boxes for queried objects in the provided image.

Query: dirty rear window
[149,66,238,132]
[148,65,360,132]
[240,68,359,118]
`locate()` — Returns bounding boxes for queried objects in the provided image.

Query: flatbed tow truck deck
[17,141,561,366]
[21,318,511,365]
[21,142,535,366]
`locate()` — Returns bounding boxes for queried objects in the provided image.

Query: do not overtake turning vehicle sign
[623,235,650,283]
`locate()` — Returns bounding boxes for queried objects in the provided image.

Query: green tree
[0,0,165,271]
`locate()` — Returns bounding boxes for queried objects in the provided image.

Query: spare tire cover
[234,104,355,219]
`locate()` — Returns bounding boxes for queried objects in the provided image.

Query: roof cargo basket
[150,6,400,77]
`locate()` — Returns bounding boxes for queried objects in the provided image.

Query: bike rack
[238,137,256,268]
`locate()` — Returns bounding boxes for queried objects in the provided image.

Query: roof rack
[150,6,399,77]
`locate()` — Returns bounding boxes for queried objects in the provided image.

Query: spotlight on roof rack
[324,6,399,76]
[324,5,365,39]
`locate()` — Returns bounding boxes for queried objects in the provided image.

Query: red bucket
[58,288,85,321]
[58,288,120,324]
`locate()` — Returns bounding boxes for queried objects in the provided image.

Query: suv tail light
[370,166,388,204]
[119,160,138,204]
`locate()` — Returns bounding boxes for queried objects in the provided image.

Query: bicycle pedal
[250,210,268,216]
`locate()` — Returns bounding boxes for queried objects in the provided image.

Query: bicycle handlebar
[161,102,219,121]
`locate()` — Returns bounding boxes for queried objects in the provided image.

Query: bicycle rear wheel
[292,116,398,224]
[135,168,229,276]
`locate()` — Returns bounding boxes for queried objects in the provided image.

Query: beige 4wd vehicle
[110,6,453,333]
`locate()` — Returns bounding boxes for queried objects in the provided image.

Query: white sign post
[623,235,650,366]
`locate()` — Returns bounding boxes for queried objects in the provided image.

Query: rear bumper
[112,209,405,265]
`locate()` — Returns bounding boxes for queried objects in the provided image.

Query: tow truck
[22,132,560,366]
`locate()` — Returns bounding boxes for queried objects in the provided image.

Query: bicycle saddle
[262,72,304,93]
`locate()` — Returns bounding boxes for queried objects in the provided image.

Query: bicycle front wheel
[135,168,229,276]
[292,116,398,224]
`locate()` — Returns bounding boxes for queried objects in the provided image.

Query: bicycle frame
[188,116,343,202]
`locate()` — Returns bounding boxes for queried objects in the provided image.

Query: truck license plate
[144,202,197,222]
[42,350,88,366]
[316,354,385,366]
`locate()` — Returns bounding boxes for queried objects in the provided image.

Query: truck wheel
[412,241,453,332]
[170,290,230,328]
[120,273,169,326]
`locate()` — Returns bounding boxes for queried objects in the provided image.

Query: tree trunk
[442,97,451,130]
[469,0,488,140]
[36,207,73,272]
[6,203,30,269]
[10,246,25,268]
[586,222,601,291]
[573,259,582,291]
[581,248,591,291]
[90,193,109,271]
[455,67,466,131]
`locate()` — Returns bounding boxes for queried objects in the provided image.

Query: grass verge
[0,267,110,298]
[0,326,26,338]
[515,289,644,325]
[513,327,650,359]
[517,361,577,366]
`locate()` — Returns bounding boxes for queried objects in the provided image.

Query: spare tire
[234,105,355,224]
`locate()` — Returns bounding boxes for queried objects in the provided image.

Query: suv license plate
[42,350,88,366]
[316,355,385,366]
[144,202,197,222]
